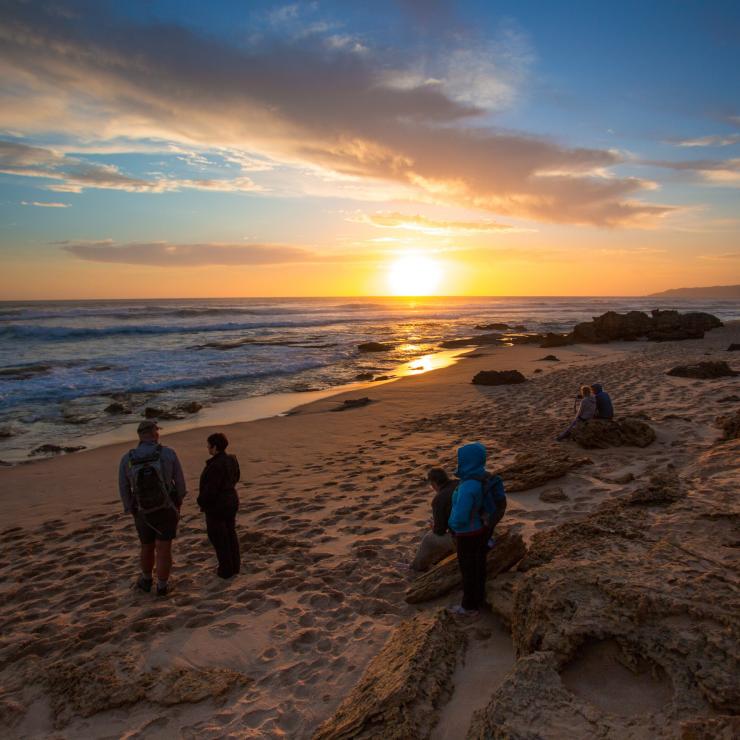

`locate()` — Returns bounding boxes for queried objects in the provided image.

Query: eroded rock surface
[472,463,739,738]
[313,610,465,739]
[667,361,738,379]
[472,370,526,386]
[715,410,740,441]
[404,528,526,604]
[494,449,592,491]
[570,417,656,449]
[44,653,251,728]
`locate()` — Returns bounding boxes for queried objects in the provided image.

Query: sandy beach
[1,322,738,738]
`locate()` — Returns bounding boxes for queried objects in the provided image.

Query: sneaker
[136,575,153,593]
[446,604,480,619]
[156,582,170,597]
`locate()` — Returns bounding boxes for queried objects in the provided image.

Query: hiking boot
[156,582,170,597]
[136,575,153,593]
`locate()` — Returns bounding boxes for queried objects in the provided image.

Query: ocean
[1,296,738,462]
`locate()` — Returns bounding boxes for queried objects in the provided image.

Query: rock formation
[472,370,526,386]
[441,333,502,349]
[716,410,740,441]
[471,465,739,738]
[570,417,657,449]
[312,611,465,739]
[666,361,738,379]
[332,397,372,411]
[404,528,526,604]
[494,449,592,491]
[537,355,560,361]
[728,344,740,352]
[358,342,394,352]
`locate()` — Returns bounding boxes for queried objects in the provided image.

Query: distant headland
[647,284,740,299]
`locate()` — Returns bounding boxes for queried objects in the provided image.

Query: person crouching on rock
[197,432,241,579]
[557,385,597,441]
[591,382,614,420]
[410,467,457,572]
[118,420,187,597]
[447,442,490,618]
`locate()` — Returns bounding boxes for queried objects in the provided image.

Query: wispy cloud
[669,134,740,148]
[349,211,525,233]
[645,157,740,186]
[0,141,261,193]
[60,240,314,266]
[21,200,70,207]
[0,2,671,227]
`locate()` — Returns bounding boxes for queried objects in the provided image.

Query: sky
[0,0,739,298]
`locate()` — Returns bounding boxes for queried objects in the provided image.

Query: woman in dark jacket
[197,432,241,578]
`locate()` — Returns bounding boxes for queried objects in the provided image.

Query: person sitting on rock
[447,442,490,618]
[410,468,457,572]
[556,385,597,441]
[591,382,614,420]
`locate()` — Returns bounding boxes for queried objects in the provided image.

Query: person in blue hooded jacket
[591,383,614,419]
[447,442,489,617]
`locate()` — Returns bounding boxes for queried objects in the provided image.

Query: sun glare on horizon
[387,254,443,296]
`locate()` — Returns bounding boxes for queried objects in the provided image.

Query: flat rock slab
[312,610,465,740]
[332,397,372,411]
[495,450,592,492]
[405,528,526,604]
[571,417,656,449]
[472,370,526,386]
[667,361,738,379]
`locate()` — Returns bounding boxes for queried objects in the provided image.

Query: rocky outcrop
[571,309,722,344]
[539,487,568,502]
[358,342,394,353]
[441,333,502,349]
[404,528,526,604]
[539,333,571,348]
[538,354,560,361]
[44,653,250,727]
[313,610,465,739]
[474,323,509,331]
[472,466,739,738]
[472,370,526,386]
[716,410,740,441]
[332,397,372,411]
[104,402,130,414]
[570,417,657,449]
[494,449,592,492]
[667,361,738,379]
[728,344,740,352]
[29,444,85,457]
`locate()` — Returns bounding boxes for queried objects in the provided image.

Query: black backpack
[128,445,171,514]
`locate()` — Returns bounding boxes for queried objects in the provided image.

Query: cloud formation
[0,141,261,193]
[61,240,314,266]
[350,211,520,233]
[670,133,740,148]
[21,200,70,207]
[0,1,672,226]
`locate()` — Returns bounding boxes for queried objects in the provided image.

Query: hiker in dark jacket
[118,420,187,597]
[197,432,241,579]
[410,468,457,572]
[591,383,614,419]
[447,442,490,618]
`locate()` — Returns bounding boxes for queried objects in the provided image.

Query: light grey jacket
[118,441,187,513]
[577,395,598,421]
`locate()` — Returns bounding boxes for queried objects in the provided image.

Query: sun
[387,254,443,296]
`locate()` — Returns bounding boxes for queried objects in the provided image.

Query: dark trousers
[455,530,488,610]
[205,513,240,578]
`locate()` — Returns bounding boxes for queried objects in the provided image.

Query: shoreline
[1,322,738,737]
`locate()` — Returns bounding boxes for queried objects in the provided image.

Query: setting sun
[387,254,443,296]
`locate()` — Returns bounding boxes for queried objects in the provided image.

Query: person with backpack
[118,420,187,596]
[197,432,241,579]
[409,467,457,572]
[447,442,506,618]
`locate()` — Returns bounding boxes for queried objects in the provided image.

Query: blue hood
[591,383,603,394]
[455,442,487,479]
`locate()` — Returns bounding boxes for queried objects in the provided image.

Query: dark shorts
[134,508,179,544]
